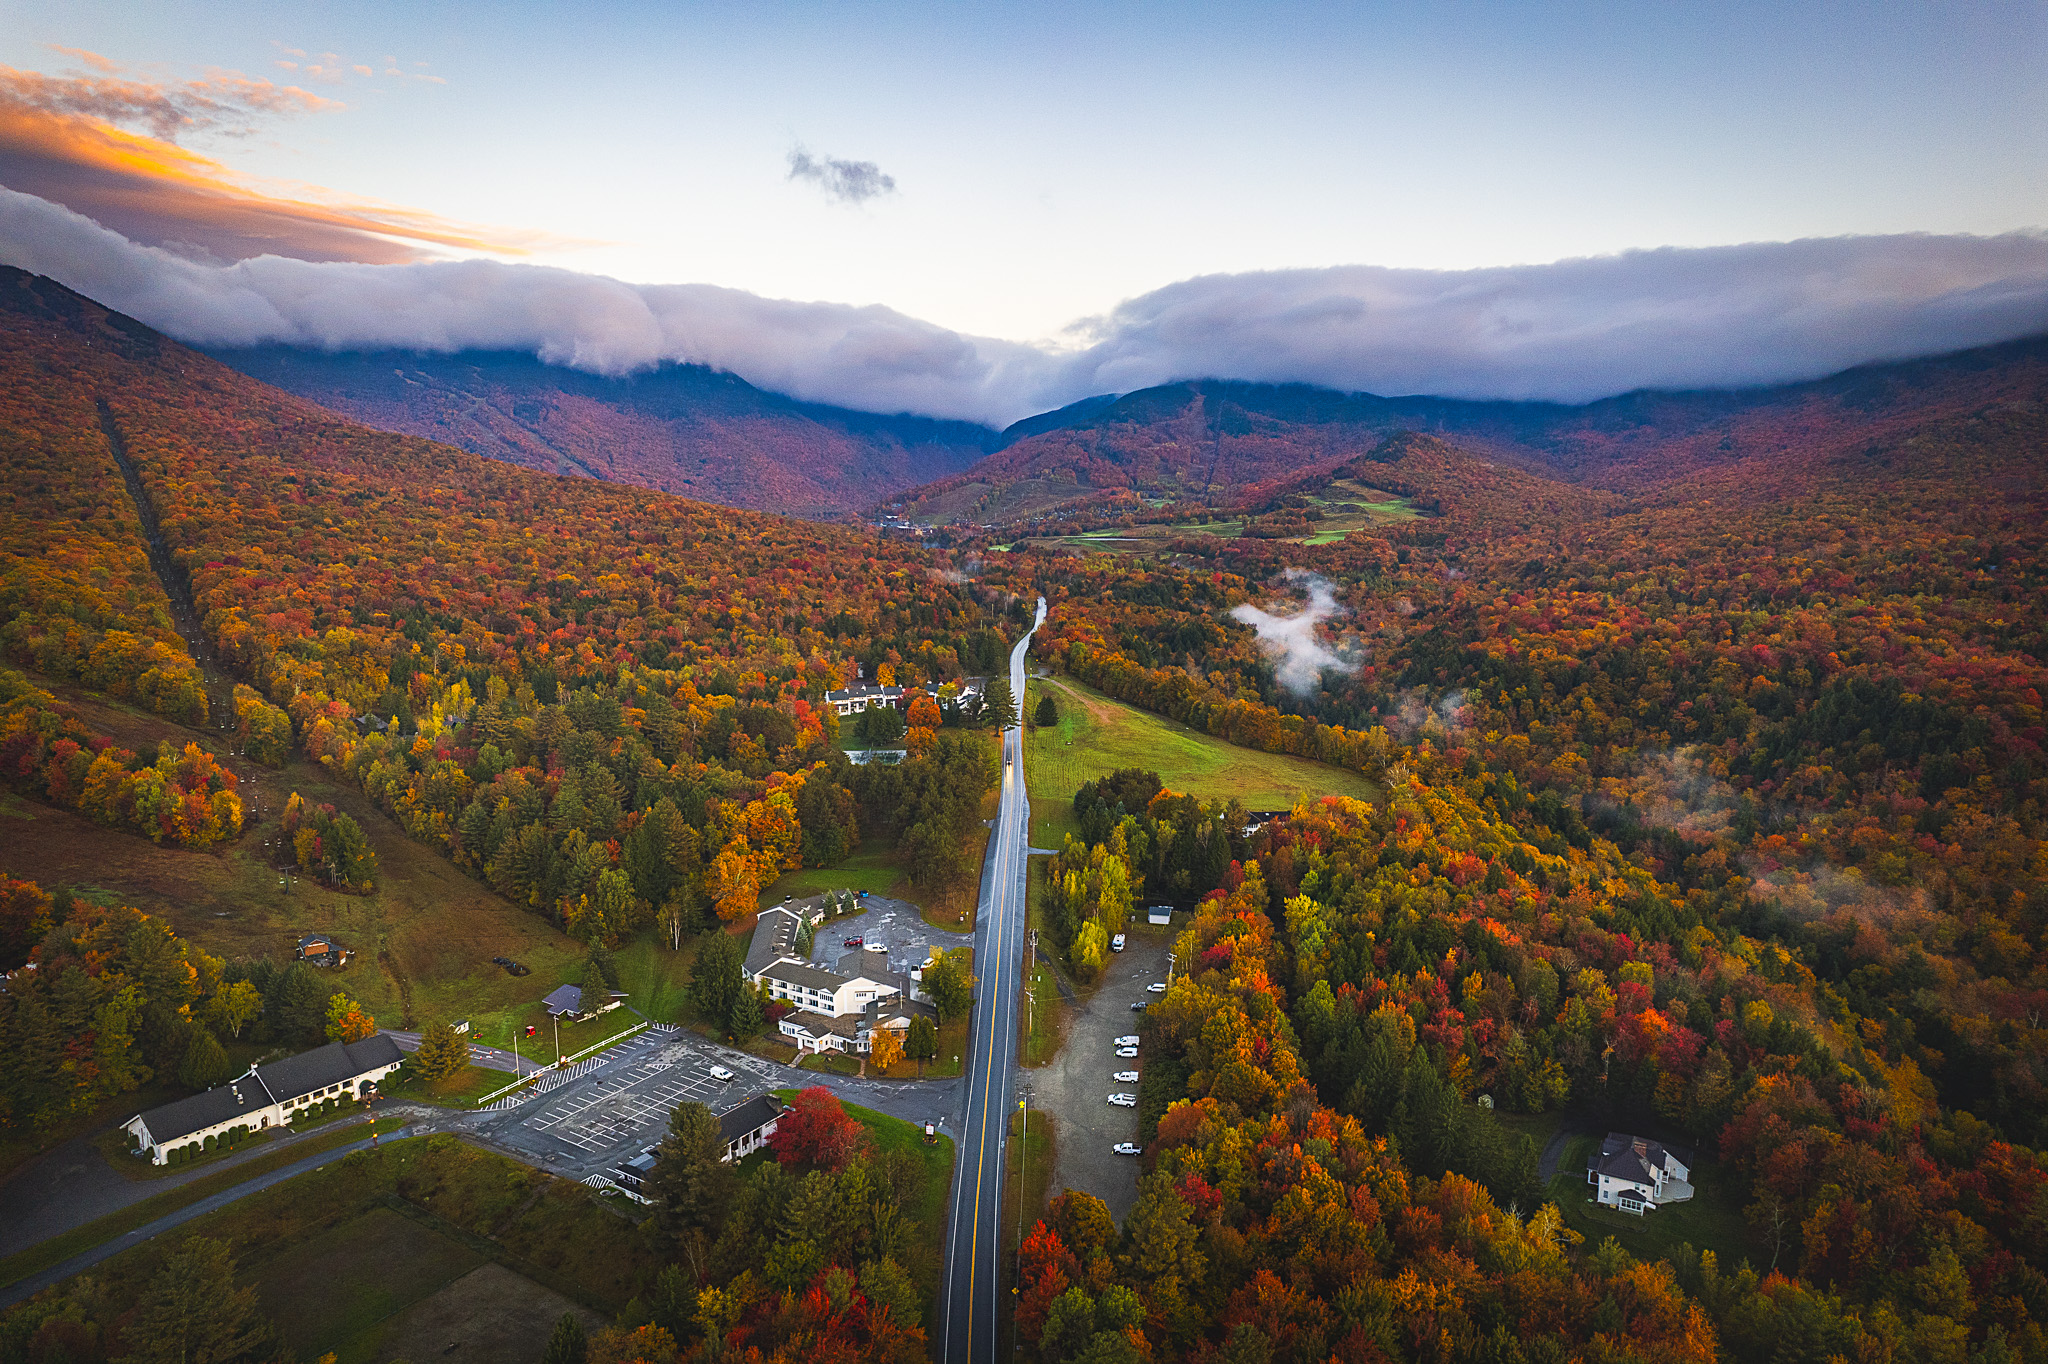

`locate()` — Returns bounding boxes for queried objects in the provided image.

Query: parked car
[709,1065,736,1082]
[1113,1142,1142,1156]
[1114,1035,1140,1047]
[1116,1047,1139,1058]
[844,936,864,947]
[1108,1093,1138,1107]
[1130,1001,1149,1012]
[1111,933,1126,952]
[1113,1071,1139,1082]
[1147,981,1168,993]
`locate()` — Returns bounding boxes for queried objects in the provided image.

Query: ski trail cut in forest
[96,397,239,734]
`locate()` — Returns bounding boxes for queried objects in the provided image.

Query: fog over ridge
[3,187,2045,428]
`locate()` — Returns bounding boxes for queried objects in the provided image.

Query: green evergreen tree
[645,1101,738,1279]
[690,931,743,1031]
[114,1235,263,1364]
[540,1312,587,1364]
[729,984,765,1040]
[906,1014,939,1077]
[1035,694,1058,727]
[981,674,1016,729]
[178,1026,235,1090]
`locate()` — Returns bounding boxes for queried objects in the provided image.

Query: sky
[0,0,2044,423]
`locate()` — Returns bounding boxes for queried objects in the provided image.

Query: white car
[1111,933,1126,952]
[708,1065,736,1082]
[1147,982,1168,993]
[1115,1047,1139,1058]
[1113,1070,1139,1083]
[1114,1035,1140,1047]
[1108,1093,1138,1106]
[1113,1142,1142,1156]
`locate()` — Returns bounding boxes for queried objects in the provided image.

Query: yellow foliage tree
[869,1023,905,1074]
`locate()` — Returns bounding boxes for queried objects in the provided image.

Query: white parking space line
[518,1044,746,1155]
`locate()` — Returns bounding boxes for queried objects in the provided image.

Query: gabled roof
[744,907,805,978]
[761,960,846,993]
[542,984,584,1016]
[254,1033,404,1103]
[1591,1132,1676,1186]
[133,1075,273,1143]
[717,1094,783,1143]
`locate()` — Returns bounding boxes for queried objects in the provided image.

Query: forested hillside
[215,345,996,518]
[3,263,2046,1364]
[898,336,2048,525]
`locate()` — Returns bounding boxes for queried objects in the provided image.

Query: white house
[123,1034,405,1165]
[717,1093,783,1161]
[1587,1132,1693,1214]
[822,683,904,717]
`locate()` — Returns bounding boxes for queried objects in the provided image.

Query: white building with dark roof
[822,683,904,717]
[1587,1132,1693,1214]
[122,1034,405,1165]
[746,916,923,1055]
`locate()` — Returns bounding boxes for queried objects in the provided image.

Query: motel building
[122,1034,405,1165]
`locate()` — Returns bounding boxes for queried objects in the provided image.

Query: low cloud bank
[1231,571,1356,693]
[3,186,2045,426]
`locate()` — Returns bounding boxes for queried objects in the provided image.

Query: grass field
[379,1063,518,1108]
[757,816,989,932]
[1546,1135,1750,1267]
[13,1134,659,1334]
[0,1116,405,1290]
[1020,958,1068,1068]
[5,676,592,1042]
[255,1205,487,1361]
[1023,674,1379,845]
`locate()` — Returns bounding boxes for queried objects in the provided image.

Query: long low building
[123,1034,405,1165]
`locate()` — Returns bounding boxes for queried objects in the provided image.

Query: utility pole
[553,1012,562,1068]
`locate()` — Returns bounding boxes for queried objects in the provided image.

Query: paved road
[0,1124,413,1310]
[940,596,1045,1364]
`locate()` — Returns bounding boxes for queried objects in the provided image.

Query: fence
[473,1020,654,1110]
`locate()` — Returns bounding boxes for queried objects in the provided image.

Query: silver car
[1112,1070,1139,1083]
[1115,1047,1139,1058]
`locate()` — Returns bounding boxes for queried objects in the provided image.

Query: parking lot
[794,894,973,976]
[474,1029,788,1173]
[1025,925,1175,1222]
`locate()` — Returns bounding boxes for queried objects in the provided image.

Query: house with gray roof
[122,1033,404,1165]
[1587,1132,1693,1214]
[717,1094,783,1162]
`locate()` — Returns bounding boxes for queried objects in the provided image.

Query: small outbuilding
[717,1094,783,1163]
[296,934,351,968]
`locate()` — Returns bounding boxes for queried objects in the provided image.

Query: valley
[0,265,2043,1364]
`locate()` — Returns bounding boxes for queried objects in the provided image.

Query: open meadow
[1023,673,1380,845]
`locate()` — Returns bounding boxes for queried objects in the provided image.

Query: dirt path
[96,399,239,737]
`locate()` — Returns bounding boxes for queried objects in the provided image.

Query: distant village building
[295,933,351,968]
[122,1034,404,1165]
[823,682,904,717]
[1587,1132,1694,1214]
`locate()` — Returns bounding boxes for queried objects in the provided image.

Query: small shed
[1146,906,1172,926]
[296,934,351,968]
[542,984,586,1019]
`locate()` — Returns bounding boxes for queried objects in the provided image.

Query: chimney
[1632,1137,1646,1158]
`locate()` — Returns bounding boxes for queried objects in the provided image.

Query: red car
[844,936,864,947]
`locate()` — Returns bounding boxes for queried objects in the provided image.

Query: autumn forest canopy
[1,262,2045,1364]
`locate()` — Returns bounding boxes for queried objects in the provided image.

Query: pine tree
[907,1015,939,1077]
[982,674,1016,729]
[645,1101,737,1278]
[116,1236,263,1364]
[179,1027,235,1090]
[691,931,743,1031]
[541,1312,588,1364]
[729,984,765,1040]
[1036,695,1058,727]
[413,1021,470,1085]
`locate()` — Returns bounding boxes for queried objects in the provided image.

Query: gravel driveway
[1024,931,1172,1222]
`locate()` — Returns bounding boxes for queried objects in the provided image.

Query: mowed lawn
[1024,674,1379,844]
